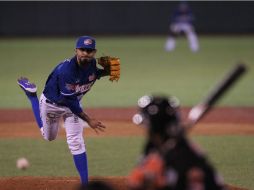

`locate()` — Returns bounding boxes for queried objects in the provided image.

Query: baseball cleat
[17,77,37,94]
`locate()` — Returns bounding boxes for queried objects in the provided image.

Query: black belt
[46,99,64,106]
[46,99,56,105]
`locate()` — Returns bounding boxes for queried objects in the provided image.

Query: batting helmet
[133,95,182,140]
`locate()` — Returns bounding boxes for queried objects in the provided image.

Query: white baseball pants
[39,94,86,155]
[165,23,199,52]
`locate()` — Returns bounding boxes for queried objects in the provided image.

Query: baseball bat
[187,63,247,128]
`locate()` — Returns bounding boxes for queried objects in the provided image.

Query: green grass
[0,137,145,177]
[0,35,254,108]
[193,136,254,189]
[0,136,253,189]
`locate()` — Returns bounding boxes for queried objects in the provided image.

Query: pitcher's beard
[78,57,92,67]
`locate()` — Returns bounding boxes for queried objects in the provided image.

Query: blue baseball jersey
[43,56,102,115]
[171,5,194,24]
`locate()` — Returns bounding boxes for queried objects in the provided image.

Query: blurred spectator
[128,95,226,190]
[165,2,199,52]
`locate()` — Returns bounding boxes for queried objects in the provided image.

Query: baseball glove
[97,56,120,82]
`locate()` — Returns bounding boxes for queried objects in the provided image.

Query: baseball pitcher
[17,36,120,184]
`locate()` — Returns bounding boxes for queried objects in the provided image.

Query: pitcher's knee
[43,135,56,141]
[40,127,57,141]
[67,137,85,155]
[42,132,57,141]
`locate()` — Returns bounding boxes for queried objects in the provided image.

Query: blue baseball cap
[76,36,96,50]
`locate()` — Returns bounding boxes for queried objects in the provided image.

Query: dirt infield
[0,177,248,190]
[1,107,254,124]
[0,107,253,138]
[0,107,253,190]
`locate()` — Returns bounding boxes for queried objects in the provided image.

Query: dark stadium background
[0,1,253,36]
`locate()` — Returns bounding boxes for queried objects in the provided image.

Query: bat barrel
[203,63,247,106]
[187,63,247,128]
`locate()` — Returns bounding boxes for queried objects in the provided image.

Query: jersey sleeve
[58,69,77,96]
[58,68,83,115]
[90,59,104,80]
[96,68,108,79]
[63,95,83,115]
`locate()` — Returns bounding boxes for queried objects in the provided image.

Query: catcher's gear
[134,95,181,140]
[128,153,166,189]
[97,56,120,82]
